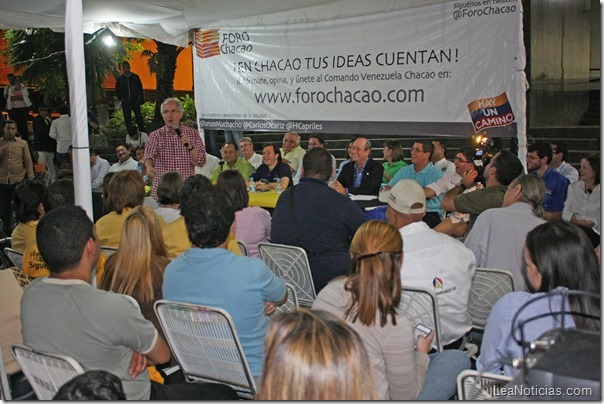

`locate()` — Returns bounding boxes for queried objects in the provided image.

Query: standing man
[280,132,306,176]
[209,142,255,183]
[144,98,206,200]
[115,61,146,133]
[432,140,456,176]
[49,104,72,167]
[527,141,569,220]
[387,140,444,227]
[550,141,579,183]
[0,120,33,233]
[33,104,56,183]
[332,137,383,196]
[239,136,263,169]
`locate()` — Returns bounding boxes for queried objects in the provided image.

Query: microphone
[172,125,190,148]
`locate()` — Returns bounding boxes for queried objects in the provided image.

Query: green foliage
[179,94,197,120]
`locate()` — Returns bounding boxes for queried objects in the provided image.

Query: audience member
[5,76,32,138]
[477,220,600,376]
[10,179,45,252]
[48,104,72,167]
[293,135,337,184]
[382,140,407,183]
[563,154,600,248]
[53,370,126,400]
[109,142,139,172]
[115,61,146,132]
[57,145,74,180]
[426,146,479,237]
[441,150,523,234]
[96,170,147,247]
[155,171,183,224]
[209,142,255,183]
[280,132,306,176]
[239,136,263,169]
[251,143,292,191]
[332,137,384,196]
[90,148,110,192]
[336,137,356,176]
[464,174,547,289]
[272,148,367,292]
[387,140,444,227]
[134,145,148,179]
[21,205,237,400]
[258,309,376,400]
[3,73,15,100]
[163,186,287,381]
[0,120,34,233]
[550,141,579,183]
[42,178,75,212]
[431,140,455,175]
[381,179,476,349]
[125,124,148,148]
[144,97,206,199]
[527,141,569,219]
[32,104,56,183]
[216,169,271,258]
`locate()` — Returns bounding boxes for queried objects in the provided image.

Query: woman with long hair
[11,179,45,252]
[258,309,376,400]
[382,140,407,183]
[312,220,469,400]
[216,169,270,257]
[563,154,600,248]
[477,220,601,376]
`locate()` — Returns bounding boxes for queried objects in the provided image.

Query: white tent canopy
[0,0,526,218]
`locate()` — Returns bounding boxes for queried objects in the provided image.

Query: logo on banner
[194,29,221,59]
[468,92,515,132]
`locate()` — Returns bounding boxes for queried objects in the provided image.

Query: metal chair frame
[456,369,512,400]
[469,267,515,330]
[237,240,250,257]
[4,247,23,270]
[398,286,444,352]
[271,283,299,317]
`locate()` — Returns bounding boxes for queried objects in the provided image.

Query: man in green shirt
[209,142,255,183]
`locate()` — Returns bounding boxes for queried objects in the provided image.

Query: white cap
[378,179,426,214]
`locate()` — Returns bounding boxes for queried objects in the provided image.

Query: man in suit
[331,137,383,196]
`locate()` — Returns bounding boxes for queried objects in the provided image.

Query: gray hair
[240,136,254,145]
[512,174,546,219]
[160,97,184,113]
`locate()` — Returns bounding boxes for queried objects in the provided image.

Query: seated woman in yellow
[23,244,107,284]
[11,179,45,253]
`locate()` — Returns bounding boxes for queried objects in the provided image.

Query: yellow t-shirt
[10,220,39,253]
[23,245,107,284]
[95,210,132,248]
[163,216,242,259]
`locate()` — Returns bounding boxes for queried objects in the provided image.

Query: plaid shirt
[144,125,206,199]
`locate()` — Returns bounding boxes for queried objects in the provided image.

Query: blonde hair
[345,220,403,327]
[99,206,168,304]
[258,309,376,400]
[511,174,547,219]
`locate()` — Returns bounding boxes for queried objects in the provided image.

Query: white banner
[194,0,524,137]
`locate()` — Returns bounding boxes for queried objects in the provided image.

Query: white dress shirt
[109,157,139,173]
[563,181,600,234]
[434,158,455,176]
[554,161,579,183]
[49,114,72,153]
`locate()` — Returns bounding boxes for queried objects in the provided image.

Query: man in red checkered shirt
[144,98,206,200]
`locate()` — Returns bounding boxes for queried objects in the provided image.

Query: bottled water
[249,177,256,192]
[275,178,282,194]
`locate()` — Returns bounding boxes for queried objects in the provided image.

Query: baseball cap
[378,179,426,214]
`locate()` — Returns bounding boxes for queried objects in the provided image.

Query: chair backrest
[0,347,11,400]
[272,283,299,317]
[468,268,515,330]
[0,237,12,269]
[237,240,250,257]
[257,242,316,307]
[4,248,23,270]
[456,369,512,400]
[100,246,118,258]
[154,300,256,398]
[11,344,84,400]
[398,286,443,352]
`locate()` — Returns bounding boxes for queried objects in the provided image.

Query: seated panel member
[332,137,384,196]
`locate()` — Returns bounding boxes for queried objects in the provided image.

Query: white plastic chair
[456,369,512,400]
[10,344,84,400]
[4,248,23,270]
[469,268,515,330]
[100,246,118,258]
[398,286,443,352]
[271,283,299,317]
[237,240,250,257]
[257,242,316,307]
[154,300,256,399]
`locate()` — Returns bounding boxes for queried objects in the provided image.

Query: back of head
[528,141,553,165]
[157,171,183,205]
[259,309,376,400]
[37,205,94,274]
[13,179,45,223]
[179,174,212,214]
[492,150,523,186]
[552,141,569,161]
[43,179,75,212]
[512,174,546,219]
[107,170,145,214]
[57,104,70,115]
[216,169,249,211]
[183,186,234,248]
[53,370,126,400]
[302,148,332,181]
[525,220,600,330]
[127,125,138,136]
[346,220,403,327]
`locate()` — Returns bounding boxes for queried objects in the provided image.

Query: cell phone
[415,324,432,338]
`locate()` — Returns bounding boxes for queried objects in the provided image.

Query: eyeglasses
[454,157,470,163]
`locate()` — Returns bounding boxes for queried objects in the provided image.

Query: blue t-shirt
[163,247,286,379]
[251,161,293,188]
[532,166,569,212]
[388,163,444,214]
